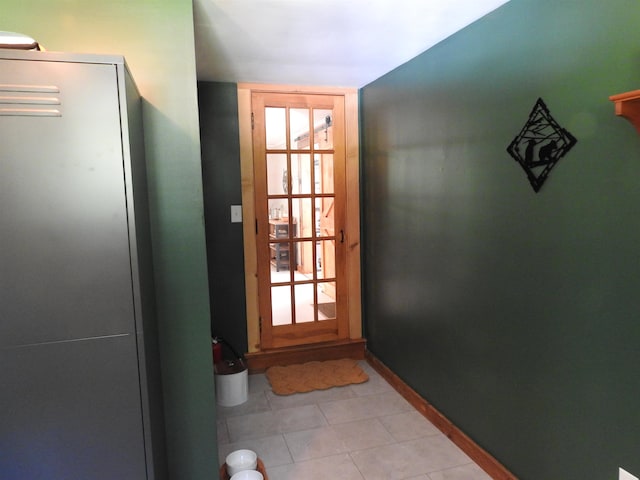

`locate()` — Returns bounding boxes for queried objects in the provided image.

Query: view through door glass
[254,93,346,349]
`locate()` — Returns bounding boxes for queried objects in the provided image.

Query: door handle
[340,229,344,243]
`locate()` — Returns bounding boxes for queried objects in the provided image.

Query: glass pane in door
[290,108,310,149]
[316,197,334,237]
[313,109,333,150]
[269,240,292,281]
[316,240,335,280]
[268,198,288,222]
[295,197,313,240]
[291,153,311,195]
[271,285,292,325]
[266,107,286,149]
[317,282,336,320]
[267,153,288,196]
[315,154,334,194]
[294,283,315,323]
[297,240,314,277]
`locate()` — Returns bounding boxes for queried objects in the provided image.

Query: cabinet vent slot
[0,83,61,117]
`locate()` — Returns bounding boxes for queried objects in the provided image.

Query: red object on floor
[212,340,223,364]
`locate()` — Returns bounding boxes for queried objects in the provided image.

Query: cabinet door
[0,336,147,480]
[0,58,135,346]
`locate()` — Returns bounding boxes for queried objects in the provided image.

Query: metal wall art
[506,98,577,192]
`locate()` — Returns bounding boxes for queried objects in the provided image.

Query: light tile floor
[216,361,492,480]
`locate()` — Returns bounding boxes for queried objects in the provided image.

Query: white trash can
[214,358,248,407]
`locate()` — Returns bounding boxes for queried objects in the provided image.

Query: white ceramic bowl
[230,470,263,480]
[225,449,258,476]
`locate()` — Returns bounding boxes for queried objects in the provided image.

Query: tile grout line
[218,366,493,479]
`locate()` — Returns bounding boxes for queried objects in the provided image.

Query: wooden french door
[252,92,348,349]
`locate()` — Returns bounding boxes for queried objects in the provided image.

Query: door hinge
[255,218,258,234]
[251,112,255,130]
[259,316,262,335]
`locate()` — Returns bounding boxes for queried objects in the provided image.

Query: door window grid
[265,105,336,325]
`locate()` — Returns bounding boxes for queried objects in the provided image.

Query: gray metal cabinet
[0,51,164,480]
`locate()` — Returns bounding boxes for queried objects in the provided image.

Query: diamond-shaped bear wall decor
[506,98,577,192]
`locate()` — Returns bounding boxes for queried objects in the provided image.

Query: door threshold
[244,338,366,373]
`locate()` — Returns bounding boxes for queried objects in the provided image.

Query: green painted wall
[361,0,640,478]
[198,82,249,356]
[2,1,218,479]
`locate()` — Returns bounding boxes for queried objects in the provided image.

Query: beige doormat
[266,358,369,395]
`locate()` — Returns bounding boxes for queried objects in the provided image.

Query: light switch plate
[230,205,243,223]
[620,468,639,480]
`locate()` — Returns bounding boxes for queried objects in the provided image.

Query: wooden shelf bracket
[610,89,640,135]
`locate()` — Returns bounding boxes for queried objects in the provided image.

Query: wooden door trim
[237,83,361,353]
[344,91,362,342]
[245,338,366,373]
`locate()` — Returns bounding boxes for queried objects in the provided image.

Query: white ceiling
[193,0,510,88]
